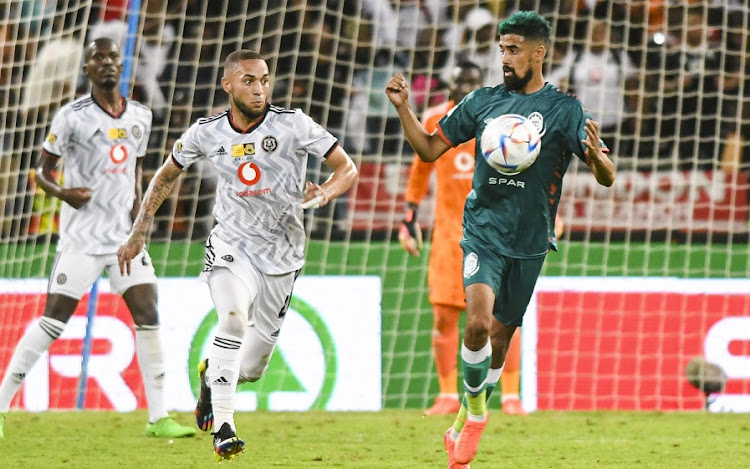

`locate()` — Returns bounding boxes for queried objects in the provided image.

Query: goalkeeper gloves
[399,202,422,256]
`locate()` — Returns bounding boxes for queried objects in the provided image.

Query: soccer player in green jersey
[386,11,615,467]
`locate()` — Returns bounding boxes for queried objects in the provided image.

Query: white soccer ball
[480,114,541,175]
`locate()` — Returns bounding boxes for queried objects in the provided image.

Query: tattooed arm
[118,156,184,275]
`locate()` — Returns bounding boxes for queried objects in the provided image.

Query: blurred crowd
[1,0,749,240]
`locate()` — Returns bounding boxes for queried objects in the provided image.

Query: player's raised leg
[501,329,527,415]
[453,283,493,465]
[426,304,462,415]
[205,267,250,460]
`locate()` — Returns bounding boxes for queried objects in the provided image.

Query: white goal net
[0,0,748,412]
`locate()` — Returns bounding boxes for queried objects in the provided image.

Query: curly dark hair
[497,11,552,48]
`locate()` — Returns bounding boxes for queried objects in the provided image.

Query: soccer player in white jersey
[117,50,358,461]
[0,38,196,440]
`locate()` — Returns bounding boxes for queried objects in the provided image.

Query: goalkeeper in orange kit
[401,62,565,416]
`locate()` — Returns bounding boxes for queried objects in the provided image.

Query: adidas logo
[271,329,280,338]
[93,128,103,137]
[217,146,227,155]
[212,376,230,386]
[11,372,25,383]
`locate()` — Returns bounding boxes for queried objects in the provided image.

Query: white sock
[209,333,243,432]
[0,317,65,412]
[135,325,168,423]
[486,366,503,387]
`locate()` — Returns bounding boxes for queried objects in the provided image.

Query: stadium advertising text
[558,170,748,232]
[522,277,750,412]
[0,277,381,412]
[350,164,748,233]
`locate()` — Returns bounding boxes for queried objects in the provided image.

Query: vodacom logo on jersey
[238,161,261,185]
[236,161,271,197]
[110,144,128,164]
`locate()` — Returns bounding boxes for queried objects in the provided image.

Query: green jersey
[438,83,604,258]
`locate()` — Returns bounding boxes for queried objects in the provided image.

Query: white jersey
[42,95,152,254]
[172,105,337,275]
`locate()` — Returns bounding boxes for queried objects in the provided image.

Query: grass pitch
[0,410,748,468]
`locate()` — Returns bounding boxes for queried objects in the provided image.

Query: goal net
[0,0,748,412]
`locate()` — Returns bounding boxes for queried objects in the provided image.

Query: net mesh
[0,0,748,411]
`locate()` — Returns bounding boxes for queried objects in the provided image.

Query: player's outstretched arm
[582,118,616,187]
[35,149,91,209]
[118,156,183,275]
[303,146,358,209]
[385,73,450,163]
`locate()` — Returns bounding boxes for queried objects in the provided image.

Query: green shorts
[461,239,546,327]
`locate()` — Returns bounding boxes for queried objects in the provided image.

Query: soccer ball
[480,114,541,175]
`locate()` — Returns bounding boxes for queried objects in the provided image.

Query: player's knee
[433,314,458,335]
[465,316,491,337]
[238,359,270,383]
[43,294,79,323]
[131,309,159,327]
[433,305,460,334]
[218,310,247,337]
[239,373,261,384]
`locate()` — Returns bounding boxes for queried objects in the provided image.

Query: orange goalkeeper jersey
[405,101,474,309]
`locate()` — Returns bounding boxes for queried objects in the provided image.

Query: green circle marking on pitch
[188,296,338,410]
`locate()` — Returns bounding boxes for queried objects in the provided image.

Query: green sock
[466,390,487,417]
[461,342,491,398]
[454,376,496,433]
[485,367,502,401]
[452,397,468,433]
[485,382,497,401]
[454,341,491,427]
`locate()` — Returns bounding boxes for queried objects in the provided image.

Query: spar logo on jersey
[110,144,128,164]
[232,143,256,157]
[238,161,261,185]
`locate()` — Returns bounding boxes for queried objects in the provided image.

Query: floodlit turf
[0,410,748,468]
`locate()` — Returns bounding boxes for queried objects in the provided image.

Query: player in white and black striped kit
[118,50,358,461]
[0,38,195,439]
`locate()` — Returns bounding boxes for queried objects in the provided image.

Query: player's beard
[100,78,118,90]
[503,66,533,91]
[233,96,266,120]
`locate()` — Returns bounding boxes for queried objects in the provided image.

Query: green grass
[3,240,749,279]
[1,410,749,468]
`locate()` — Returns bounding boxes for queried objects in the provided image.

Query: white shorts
[48,250,157,299]
[201,234,299,344]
